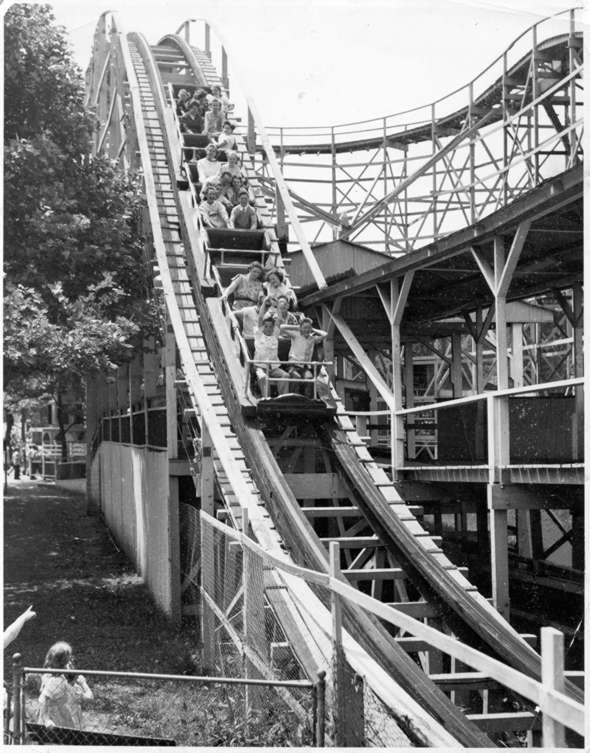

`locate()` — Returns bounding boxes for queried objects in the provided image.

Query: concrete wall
[91,442,178,619]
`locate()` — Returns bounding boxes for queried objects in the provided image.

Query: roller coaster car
[256,393,336,418]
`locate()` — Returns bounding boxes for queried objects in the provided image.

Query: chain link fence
[7,657,324,746]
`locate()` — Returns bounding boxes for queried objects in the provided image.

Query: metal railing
[249,360,330,400]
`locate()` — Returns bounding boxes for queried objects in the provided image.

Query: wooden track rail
[87,12,584,747]
[167,14,583,704]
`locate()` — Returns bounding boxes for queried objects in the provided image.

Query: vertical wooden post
[315,671,327,747]
[404,344,416,459]
[450,332,462,398]
[540,627,565,748]
[85,376,99,514]
[247,108,256,155]
[221,47,229,92]
[11,654,22,745]
[572,285,583,460]
[329,542,365,745]
[200,424,216,671]
[331,127,338,241]
[510,323,524,388]
[204,23,211,58]
[486,479,510,619]
[390,279,405,481]
[329,539,344,739]
[165,328,181,624]
[243,507,267,710]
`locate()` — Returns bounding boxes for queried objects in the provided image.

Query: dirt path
[4,479,196,675]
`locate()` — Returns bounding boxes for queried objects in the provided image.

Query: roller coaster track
[86,12,583,747]
[251,7,583,253]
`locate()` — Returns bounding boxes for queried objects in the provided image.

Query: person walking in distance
[38,642,93,729]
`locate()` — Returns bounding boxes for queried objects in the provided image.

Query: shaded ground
[3,479,312,745]
[4,479,196,675]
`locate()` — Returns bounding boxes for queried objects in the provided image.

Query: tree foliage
[3,3,90,149]
[3,4,157,444]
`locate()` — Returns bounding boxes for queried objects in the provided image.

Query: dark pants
[13,464,20,480]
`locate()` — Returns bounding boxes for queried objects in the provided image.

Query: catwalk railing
[347,375,584,471]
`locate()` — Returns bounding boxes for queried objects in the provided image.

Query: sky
[43,0,580,127]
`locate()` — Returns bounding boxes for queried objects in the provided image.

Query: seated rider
[280,318,328,397]
[229,190,258,230]
[197,143,221,183]
[208,84,233,115]
[216,121,238,156]
[180,101,204,134]
[199,185,229,229]
[258,294,300,335]
[263,268,297,310]
[253,316,289,397]
[203,98,224,139]
[225,151,244,179]
[176,88,192,117]
[220,261,265,311]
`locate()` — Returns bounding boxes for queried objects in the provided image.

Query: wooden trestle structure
[84,9,584,748]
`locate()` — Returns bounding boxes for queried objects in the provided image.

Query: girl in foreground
[38,642,93,729]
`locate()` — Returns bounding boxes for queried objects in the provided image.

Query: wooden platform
[397,463,583,485]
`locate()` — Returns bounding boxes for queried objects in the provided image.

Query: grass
[4,479,312,745]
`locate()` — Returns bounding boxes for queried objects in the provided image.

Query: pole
[540,627,565,748]
[11,653,23,745]
[315,670,326,747]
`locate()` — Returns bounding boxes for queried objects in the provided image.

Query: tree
[3,5,157,460]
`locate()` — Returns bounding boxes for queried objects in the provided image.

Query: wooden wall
[91,442,178,619]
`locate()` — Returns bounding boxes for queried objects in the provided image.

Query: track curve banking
[86,12,583,747]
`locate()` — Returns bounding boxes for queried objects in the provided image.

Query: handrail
[204,510,585,736]
[396,376,584,416]
[175,18,327,290]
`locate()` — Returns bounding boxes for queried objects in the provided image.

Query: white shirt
[254,331,279,364]
[196,157,220,181]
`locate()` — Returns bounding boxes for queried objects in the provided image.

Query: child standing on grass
[38,642,93,729]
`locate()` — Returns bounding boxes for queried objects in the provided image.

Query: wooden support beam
[324,308,395,411]
[487,484,510,619]
[450,332,463,398]
[470,247,494,292]
[497,221,531,298]
[541,627,566,748]
[375,284,392,324]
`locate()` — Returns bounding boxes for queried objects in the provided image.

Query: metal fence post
[315,670,326,747]
[11,653,23,745]
[541,627,565,747]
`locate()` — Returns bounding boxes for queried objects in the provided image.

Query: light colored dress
[38,674,93,729]
[229,274,264,310]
